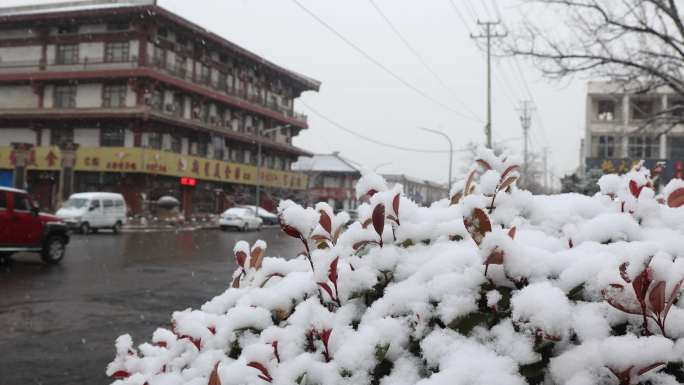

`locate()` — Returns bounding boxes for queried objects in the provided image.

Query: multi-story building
[0,0,320,215]
[383,174,447,205]
[292,152,361,211]
[583,81,684,182]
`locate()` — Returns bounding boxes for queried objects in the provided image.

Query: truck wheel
[41,235,66,264]
[242,223,248,232]
[79,222,90,235]
[112,221,122,234]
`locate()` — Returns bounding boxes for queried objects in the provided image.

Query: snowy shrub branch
[108,148,684,385]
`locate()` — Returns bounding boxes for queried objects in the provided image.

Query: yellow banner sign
[0,146,308,190]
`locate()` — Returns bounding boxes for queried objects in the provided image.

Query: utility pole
[542,147,549,194]
[518,101,534,187]
[471,20,507,149]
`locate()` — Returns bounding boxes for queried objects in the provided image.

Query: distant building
[584,81,683,182]
[0,0,320,215]
[382,174,447,205]
[292,152,361,211]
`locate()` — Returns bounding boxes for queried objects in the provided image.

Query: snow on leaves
[108,149,684,385]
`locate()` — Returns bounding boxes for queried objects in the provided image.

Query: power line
[367,0,482,123]
[490,0,503,20]
[291,0,481,123]
[299,100,470,154]
[447,0,474,34]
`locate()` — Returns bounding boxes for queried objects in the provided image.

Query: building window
[212,136,225,160]
[668,97,684,118]
[151,45,166,67]
[148,132,162,150]
[218,72,227,91]
[170,135,182,153]
[57,25,78,35]
[102,84,127,108]
[54,85,77,108]
[55,44,79,64]
[101,127,125,147]
[104,41,130,63]
[631,98,657,120]
[594,135,616,158]
[51,128,74,146]
[199,64,211,85]
[175,56,187,78]
[148,89,164,110]
[596,99,618,121]
[670,137,684,159]
[197,140,208,157]
[628,136,659,159]
[106,22,130,31]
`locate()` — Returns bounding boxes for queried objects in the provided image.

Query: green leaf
[448,311,493,335]
[375,343,390,362]
[568,283,585,301]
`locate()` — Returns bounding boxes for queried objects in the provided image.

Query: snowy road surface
[0,228,300,385]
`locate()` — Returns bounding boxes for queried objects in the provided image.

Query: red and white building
[0,0,320,215]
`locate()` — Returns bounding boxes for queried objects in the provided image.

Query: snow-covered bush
[107,148,684,385]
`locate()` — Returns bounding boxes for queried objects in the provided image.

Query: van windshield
[62,198,88,209]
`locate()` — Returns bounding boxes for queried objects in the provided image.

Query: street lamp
[419,127,453,198]
[255,124,291,217]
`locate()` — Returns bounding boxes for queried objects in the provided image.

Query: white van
[56,193,127,234]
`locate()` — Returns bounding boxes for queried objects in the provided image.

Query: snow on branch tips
[107,148,684,385]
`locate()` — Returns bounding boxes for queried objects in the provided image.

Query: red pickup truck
[0,186,70,264]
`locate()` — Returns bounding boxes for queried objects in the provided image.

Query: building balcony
[0,57,309,126]
[0,106,311,157]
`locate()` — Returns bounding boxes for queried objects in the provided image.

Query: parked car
[0,186,70,264]
[219,207,263,231]
[239,205,278,225]
[56,192,127,234]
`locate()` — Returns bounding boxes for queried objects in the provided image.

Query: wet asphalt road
[0,227,300,385]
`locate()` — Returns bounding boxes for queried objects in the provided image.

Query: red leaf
[352,240,378,250]
[629,180,646,198]
[484,250,504,266]
[372,204,385,244]
[476,159,492,171]
[319,210,332,234]
[665,279,684,316]
[649,281,666,314]
[508,226,517,239]
[318,328,332,346]
[235,251,247,268]
[633,268,653,303]
[317,282,334,299]
[604,295,643,315]
[272,341,280,363]
[392,194,401,224]
[328,256,339,284]
[637,362,665,376]
[247,362,272,383]
[463,170,476,198]
[279,217,303,240]
[501,164,520,181]
[619,262,631,283]
[667,187,684,208]
[208,363,221,385]
[111,370,130,379]
[367,189,378,197]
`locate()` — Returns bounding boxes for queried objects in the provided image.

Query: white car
[239,205,278,225]
[219,207,263,231]
[56,192,127,234]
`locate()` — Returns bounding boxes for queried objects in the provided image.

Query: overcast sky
[6,0,587,185]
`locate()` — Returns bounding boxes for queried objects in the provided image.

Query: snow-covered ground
[107,149,684,385]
